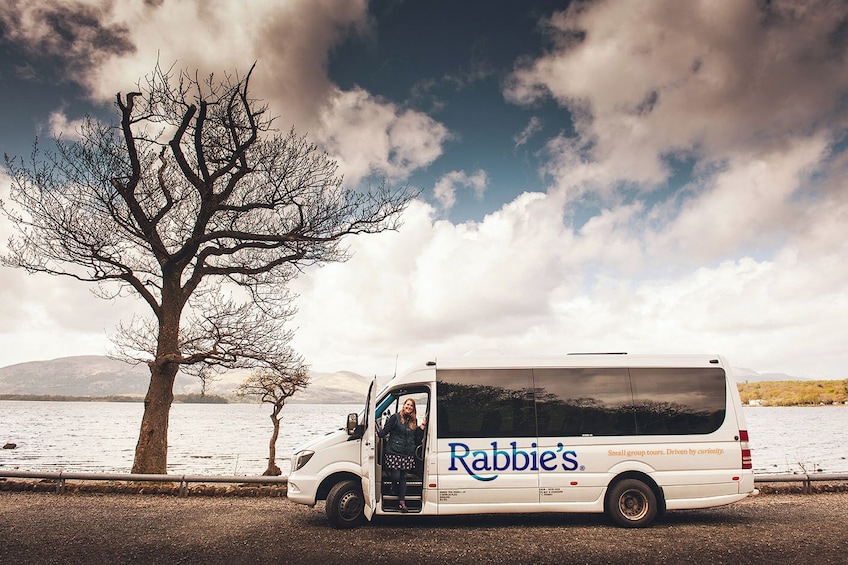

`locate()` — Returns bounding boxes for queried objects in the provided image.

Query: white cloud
[312,87,451,185]
[4,132,848,381]
[289,181,848,380]
[643,135,833,265]
[514,116,543,148]
[290,194,570,373]
[47,111,87,141]
[432,169,489,211]
[506,0,848,198]
[0,258,138,366]
[4,163,846,380]
[0,160,153,365]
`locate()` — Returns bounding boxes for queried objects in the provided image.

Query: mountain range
[0,355,372,404]
[0,355,808,403]
[730,367,810,383]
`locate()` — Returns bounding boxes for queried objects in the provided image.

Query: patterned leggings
[385,453,415,501]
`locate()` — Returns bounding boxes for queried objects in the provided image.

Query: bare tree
[196,366,220,398]
[1,63,413,473]
[181,357,222,398]
[237,358,309,476]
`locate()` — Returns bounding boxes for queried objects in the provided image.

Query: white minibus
[287,354,756,528]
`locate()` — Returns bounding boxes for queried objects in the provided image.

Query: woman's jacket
[378,413,424,457]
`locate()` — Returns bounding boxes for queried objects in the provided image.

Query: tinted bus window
[437,369,535,438]
[629,368,726,435]
[534,368,635,436]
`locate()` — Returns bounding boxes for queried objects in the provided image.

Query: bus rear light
[740,430,752,469]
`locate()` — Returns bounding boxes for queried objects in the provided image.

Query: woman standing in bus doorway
[378,398,426,512]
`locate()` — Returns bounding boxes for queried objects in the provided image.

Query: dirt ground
[1,481,847,564]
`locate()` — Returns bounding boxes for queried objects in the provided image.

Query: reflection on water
[1,401,846,475]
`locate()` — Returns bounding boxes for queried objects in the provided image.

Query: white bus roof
[399,353,729,375]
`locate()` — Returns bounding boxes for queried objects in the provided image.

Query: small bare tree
[182,362,222,398]
[198,366,220,398]
[237,358,309,476]
[1,62,413,473]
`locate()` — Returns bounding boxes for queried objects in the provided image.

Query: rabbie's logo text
[449,441,581,481]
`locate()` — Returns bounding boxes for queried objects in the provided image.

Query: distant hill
[0,356,165,397]
[294,370,372,404]
[732,367,812,383]
[0,356,370,403]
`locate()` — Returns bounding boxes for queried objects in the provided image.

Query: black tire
[326,479,367,529]
[606,478,658,528]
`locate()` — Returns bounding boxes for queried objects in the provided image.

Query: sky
[1,0,847,381]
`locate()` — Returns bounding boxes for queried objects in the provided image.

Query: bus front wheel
[326,479,366,529]
[606,478,657,528]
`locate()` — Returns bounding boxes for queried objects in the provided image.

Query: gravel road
[1,487,846,564]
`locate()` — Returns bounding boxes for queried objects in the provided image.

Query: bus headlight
[292,450,314,471]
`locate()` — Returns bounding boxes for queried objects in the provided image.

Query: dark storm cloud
[0,0,135,80]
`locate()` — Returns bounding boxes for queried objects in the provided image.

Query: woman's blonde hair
[400,398,418,429]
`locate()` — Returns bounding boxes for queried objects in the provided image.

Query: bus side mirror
[346,413,358,435]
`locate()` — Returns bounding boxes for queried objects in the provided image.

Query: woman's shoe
[399,501,408,513]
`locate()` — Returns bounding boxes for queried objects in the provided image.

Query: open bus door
[360,377,377,521]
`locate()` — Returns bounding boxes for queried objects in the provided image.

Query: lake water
[1,401,846,476]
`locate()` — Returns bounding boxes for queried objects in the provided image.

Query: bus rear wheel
[606,478,657,528]
[326,479,366,529]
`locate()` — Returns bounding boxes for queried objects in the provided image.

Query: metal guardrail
[752,473,848,494]
[0,470,286,496]
[2,470,847,496]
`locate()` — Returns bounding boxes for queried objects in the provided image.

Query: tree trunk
[132,291,183,474]
[132,361,179,474]
[263,407,282,476]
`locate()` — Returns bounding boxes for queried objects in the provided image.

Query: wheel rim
[337,489,363,522]
[617,488,649,521]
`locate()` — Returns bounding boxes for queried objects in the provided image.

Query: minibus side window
[377,389,430,423]
[534,368,635,436]
[437,369,535,438]
[629,368,726,435]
